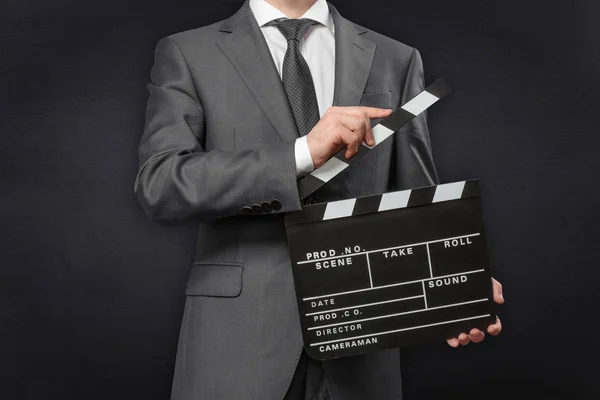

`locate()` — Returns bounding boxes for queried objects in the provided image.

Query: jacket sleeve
[133,37,303,222]
[390,47,440,191]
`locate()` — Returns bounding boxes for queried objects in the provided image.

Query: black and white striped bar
[298,78,451,201]
[286,179,479,227]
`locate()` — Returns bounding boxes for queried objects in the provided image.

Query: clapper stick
[298,78,451,200]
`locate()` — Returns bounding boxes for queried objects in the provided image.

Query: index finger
[341,106,393,119]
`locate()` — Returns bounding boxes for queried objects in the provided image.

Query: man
[133,0,504,399]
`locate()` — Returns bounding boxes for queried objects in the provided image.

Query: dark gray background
[1,0,599,398]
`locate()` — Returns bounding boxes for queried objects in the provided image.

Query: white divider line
[422,281,428,309]
[305,295,425,317]
[307,298,489,331]
[297,233,481,265]
[366,254,373,288]
[302,269,486,301]
[426,243,433,278]
[310,314,492,347]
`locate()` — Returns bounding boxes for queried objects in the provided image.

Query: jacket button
[251,204,262,213]
[261,201,272,213]
[271,199,282,211]
[242,206,252,214]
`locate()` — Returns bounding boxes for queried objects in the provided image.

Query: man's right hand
[306,106,393,169]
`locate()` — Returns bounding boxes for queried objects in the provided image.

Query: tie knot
[266,18,319,42]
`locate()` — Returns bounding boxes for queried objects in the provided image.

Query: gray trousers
[283,350,330,400]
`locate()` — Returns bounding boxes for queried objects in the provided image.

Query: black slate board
[285,179,496,360]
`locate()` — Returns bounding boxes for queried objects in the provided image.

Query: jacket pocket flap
[185,262,244,297]
[360,91,392,108]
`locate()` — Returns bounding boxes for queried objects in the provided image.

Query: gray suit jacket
[133,1,439,399]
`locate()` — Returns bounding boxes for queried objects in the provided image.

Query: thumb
[492,277,504,304]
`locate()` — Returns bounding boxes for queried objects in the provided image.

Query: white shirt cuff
[294,136,315,177]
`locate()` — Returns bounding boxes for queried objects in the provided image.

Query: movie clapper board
[284,79,496,360]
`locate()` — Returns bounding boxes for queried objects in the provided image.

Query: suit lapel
[328,2,377,107]
[216,0,299,141]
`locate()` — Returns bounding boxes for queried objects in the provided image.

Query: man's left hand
[446,278,504,348]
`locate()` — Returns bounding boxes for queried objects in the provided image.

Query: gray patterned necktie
[266,18,321,137]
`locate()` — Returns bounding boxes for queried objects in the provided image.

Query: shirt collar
[249,0,334,33]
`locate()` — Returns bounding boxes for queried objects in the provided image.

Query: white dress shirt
[249,0,336,176]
